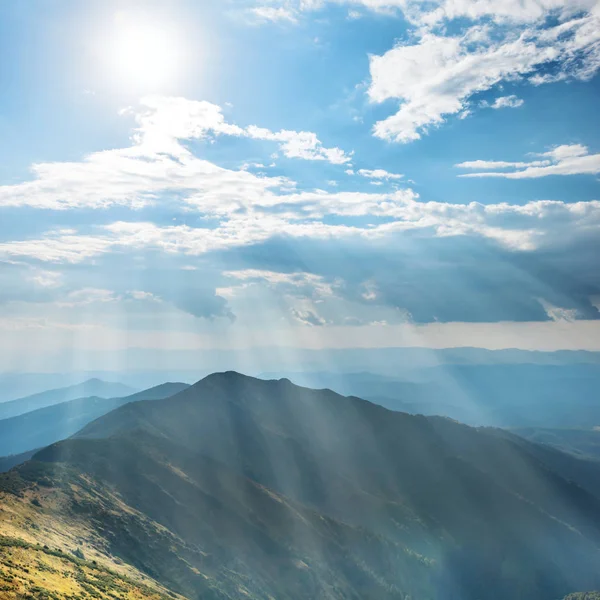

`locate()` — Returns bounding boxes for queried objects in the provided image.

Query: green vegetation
[0,535,178,599]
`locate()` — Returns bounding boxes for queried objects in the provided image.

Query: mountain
[0,449,39,473]
[3,372,600,599]
[0,378,136,420]
[512,427,600,460]
[0,372,84,404]
[0,534,183,600]
[274,364,600,428]
[0,382,190,460]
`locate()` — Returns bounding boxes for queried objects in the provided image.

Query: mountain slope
[0,449,39,473]
[0,379,137,420]
[3,372,600,599]
[0,382,190,458]
[276,364,600,428]
[512,427,600,460]
[0,535,181,600]
[2,435,436,600]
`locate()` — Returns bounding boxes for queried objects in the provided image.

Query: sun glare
[105,12,183,91]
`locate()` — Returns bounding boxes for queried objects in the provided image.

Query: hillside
[0,536,181,600]
[2,372,600,599]
[0,382,190,459]
[0,379,137,420]
[0,450,39,474]
[0,478,185,600]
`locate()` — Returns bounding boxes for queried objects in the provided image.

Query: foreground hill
[0,535,183,600]
[3,372,600,599]
[0,379,136,420]
[0,382,190,459]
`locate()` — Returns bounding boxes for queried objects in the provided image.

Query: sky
[0,0,599,371]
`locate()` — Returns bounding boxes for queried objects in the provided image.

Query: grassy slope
[0,448,435,600]
[0,465,185,600]
[0,537,178,600]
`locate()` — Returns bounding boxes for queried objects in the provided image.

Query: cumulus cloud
[246,125,351,164]
[2,196,598,270]
[249,6,299,23]
[490,95,525,109]
[407,0,598,26]
[353,0,600,141]
[255,0,598,26]
[456,144,600,178]
[368,27,577,142]
[224,269,338,298]
[356,168,403,180]
[0,97,350,210]
[291,308,328,326]
[211,226,600,324]
[539,298,580,322]
[263,2,600,130]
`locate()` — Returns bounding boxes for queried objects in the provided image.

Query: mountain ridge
[0,382,190,460]
[0,378,137,420]
[3,371,600,599]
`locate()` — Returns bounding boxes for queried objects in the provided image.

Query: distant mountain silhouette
[0,382,190,460]
[511,427,600,461]
[2,372,600,599]
[274,364,600,428]
[0,448,39,472]
[0,378,136,420]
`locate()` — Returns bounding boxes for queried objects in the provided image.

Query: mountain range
[0,378,136,420]
[2,372,600,599]
[0,382,189,459]
[2,347,599,403]
[271,364,600,429]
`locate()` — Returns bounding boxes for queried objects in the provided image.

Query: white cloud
[539,298,580,322]
[291,307,328,326]
[57,288,119,308]
[2,196,598,265]
[245,125,351,164]
[542,143,589,160]
[224,269,337,297]
[256,0,598,25]
[457,144,600,178]
[368,31,559,142]
[363,2,600,142]
[128,290,159,301]
[357,168,403,180]
[456,159,550,169]
[0,97,350,210]
[409,0,598,26]
[249,6,299,22]
[491,95,525,109]
[137,97,352,164]
[0,231,115,262]
[29,270,63,288]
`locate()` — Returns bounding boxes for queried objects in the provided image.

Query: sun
[105,12,182,91]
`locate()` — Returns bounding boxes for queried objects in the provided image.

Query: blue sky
[1,0,599,370]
